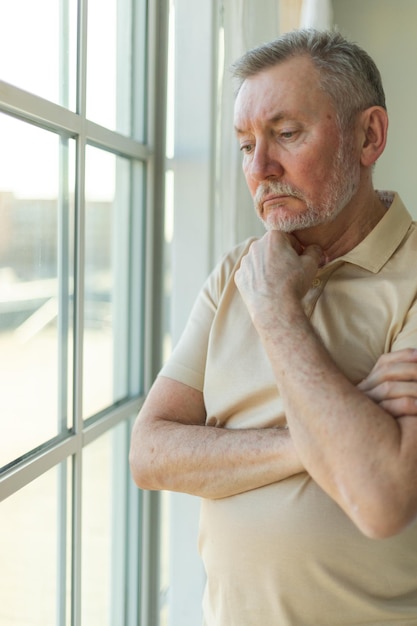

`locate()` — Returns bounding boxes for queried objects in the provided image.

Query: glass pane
[0,462,71,625]
[86,0,148,139]
[0,115,75,468]
[84,147,134,418]
[81,424,127,625]
[0,0,77,109]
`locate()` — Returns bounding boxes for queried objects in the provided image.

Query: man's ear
[359,106,388,167]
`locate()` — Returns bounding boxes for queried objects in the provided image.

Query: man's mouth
[262,194,295,209]
[254,182,304,218]
[264,193,290,202]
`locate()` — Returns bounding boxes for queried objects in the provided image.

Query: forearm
[235,231,417,536]
[258,301,409,537]
[130,418,303,499]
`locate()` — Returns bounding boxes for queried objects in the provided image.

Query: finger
[302,244,323,264]
[286,234,306,256]
[377,348,417,366]
[299,245,323,277]
[358,360,417,392]
[364,381,417,403]
[379,397,417,418]
[358,349,417,391]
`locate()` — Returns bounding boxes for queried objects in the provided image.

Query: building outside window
[0,1,169,624]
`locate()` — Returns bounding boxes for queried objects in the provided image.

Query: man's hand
[234,234,417,537]
[358,349,417,418]
[234,231,323,327]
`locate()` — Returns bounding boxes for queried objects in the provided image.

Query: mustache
[254,181,305,206]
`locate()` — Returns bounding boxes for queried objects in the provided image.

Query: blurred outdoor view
[0,0,168,623]
[0,114,120,625]
[0,115,117,469]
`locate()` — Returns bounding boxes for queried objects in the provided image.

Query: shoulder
[210,237,258,287]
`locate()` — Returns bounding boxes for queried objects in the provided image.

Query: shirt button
[312,278,321,287]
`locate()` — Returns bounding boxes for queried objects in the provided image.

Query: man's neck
[294,190,388,263]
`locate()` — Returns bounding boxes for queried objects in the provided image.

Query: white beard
[253,137,360,233]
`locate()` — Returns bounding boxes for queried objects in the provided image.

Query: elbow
[357,518,406,541]
[129,449,150,490]
[333,472,417,539]
[129,415,168,491]
[129,439,159,492]
[349,498,417,540]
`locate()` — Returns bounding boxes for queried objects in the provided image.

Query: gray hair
[231,29,386,130]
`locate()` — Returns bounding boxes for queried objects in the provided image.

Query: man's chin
[259,205,309,232]
[261,215,310,233]
[260,208,331,233]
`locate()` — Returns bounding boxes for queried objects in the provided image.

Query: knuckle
[402,397,417,415]
[380,380,393,396]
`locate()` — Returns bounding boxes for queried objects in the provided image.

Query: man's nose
[248,143,284,182]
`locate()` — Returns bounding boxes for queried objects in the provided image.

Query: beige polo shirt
[160,192,417,625]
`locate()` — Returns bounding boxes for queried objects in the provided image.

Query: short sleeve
[159,276,217,390]
[158,238,255,391]
[391,296,417,352]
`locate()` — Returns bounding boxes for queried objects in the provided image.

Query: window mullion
[57,14,73,626]
[71,0,89,624]
[71,450,83,626]
[57,133,71,626]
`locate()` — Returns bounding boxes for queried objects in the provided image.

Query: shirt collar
[334,191,413,273]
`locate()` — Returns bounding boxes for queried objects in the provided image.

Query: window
[0,1,169,624]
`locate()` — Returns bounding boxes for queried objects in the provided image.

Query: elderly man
[130,30,417,625]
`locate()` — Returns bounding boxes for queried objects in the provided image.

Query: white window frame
[0,1,169,625]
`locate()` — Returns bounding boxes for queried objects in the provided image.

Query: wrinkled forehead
[233,57,335,131]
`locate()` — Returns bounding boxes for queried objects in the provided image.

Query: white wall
[333,0,417,217]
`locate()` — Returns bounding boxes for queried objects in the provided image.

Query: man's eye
[279,130,296,140]
[240,144,253,154]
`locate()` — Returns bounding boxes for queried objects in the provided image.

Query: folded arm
[129,375,304,500]
[235,231,417,538]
